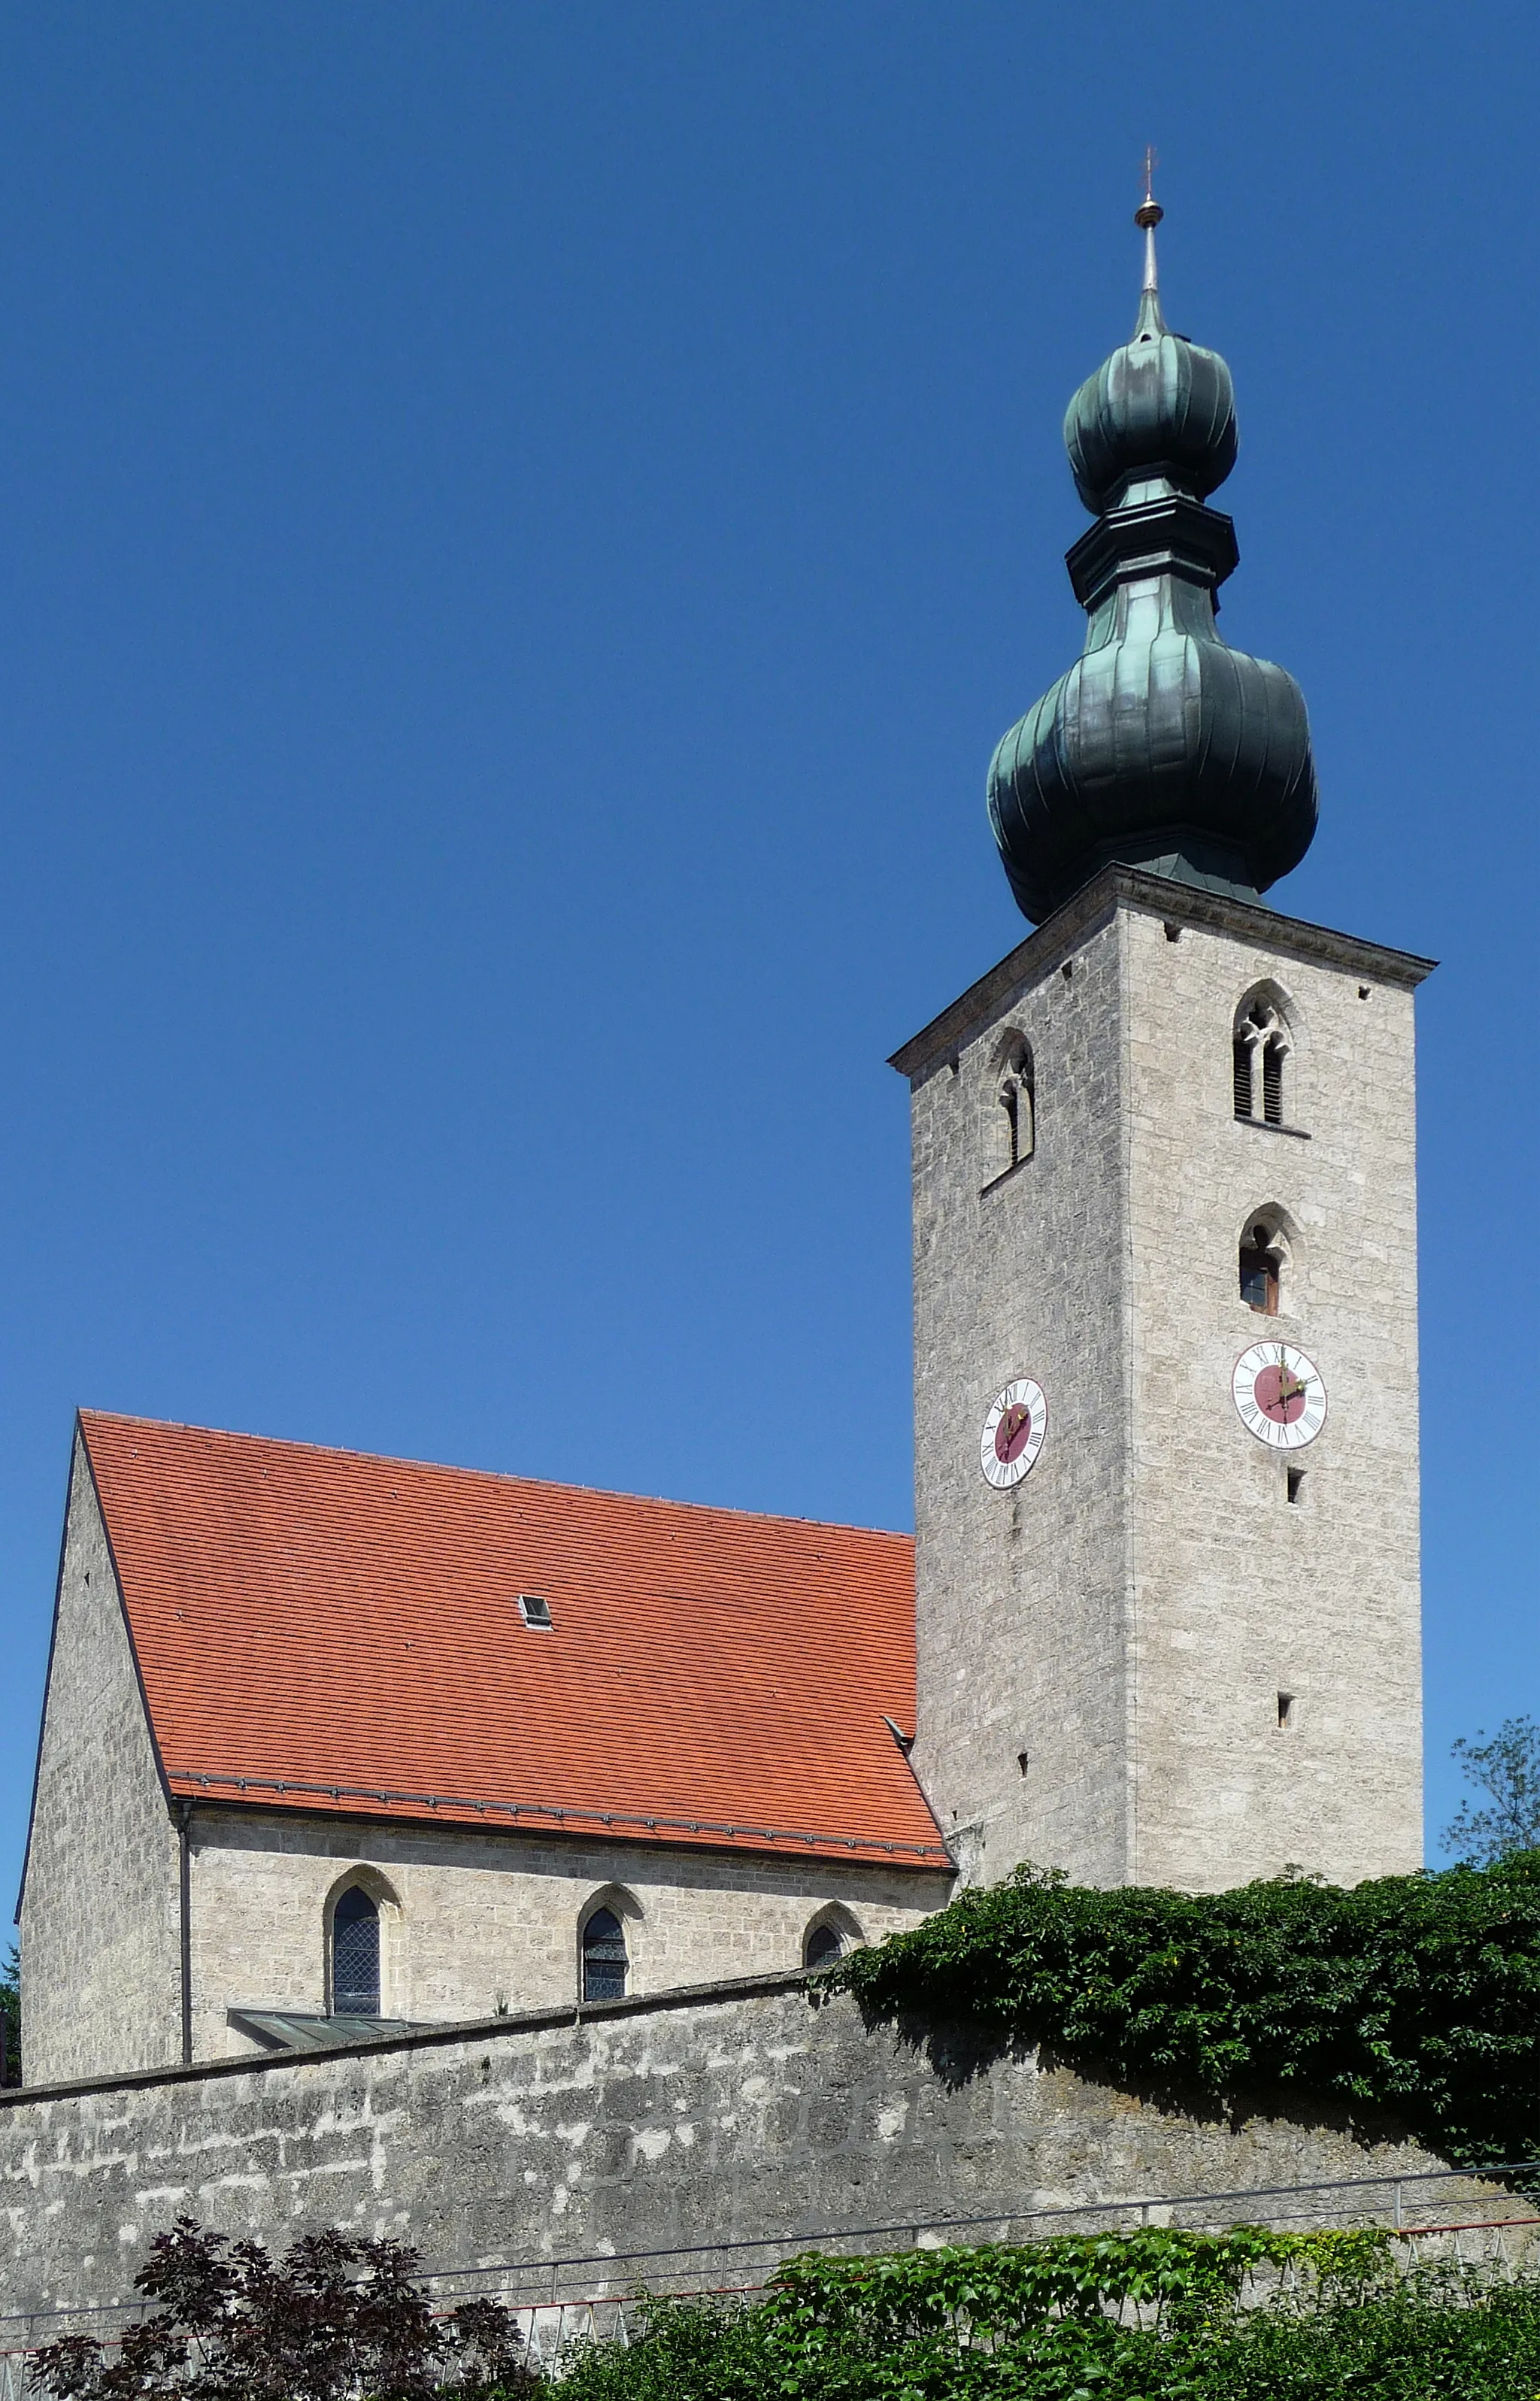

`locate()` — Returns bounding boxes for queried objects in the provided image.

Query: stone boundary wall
[0,1970,1465,2331]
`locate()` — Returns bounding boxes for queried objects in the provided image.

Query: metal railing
[2,2158,1536,2378]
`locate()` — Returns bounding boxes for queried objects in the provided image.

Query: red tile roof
[79,1411,948,1870]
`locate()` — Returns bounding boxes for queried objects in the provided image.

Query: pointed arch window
[581,1906,628,2002]
[1238,1215,1292,1316]
[1232,995,1292,1126]
[331,1886,380,2015]
[987,1036,1035,1184]
[804,1923,844,1970]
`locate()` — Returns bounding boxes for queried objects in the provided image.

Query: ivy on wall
[829,1854,1540,2175]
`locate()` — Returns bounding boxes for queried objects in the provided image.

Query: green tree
[0,1940,18,2086]
[1445,1716,1540,1864]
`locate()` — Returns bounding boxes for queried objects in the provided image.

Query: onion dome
[987,177,1317,926]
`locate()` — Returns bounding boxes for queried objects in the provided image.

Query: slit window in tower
[1278,1693,1296,1732]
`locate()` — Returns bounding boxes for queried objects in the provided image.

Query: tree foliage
[1445,1716,1540,1864]
[32,2218,537,2401]
[827,1854,1540,2176]
[0,1940,18,2087]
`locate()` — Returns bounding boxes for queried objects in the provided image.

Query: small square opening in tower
[1278,1691,1296,1731]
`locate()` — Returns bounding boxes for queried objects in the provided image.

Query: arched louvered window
[1232,993,1293,1126]
[581,1906,628,2002]
[332,1886,380,2015]
[804,1922,844,1970]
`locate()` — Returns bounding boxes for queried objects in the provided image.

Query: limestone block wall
[897,866,1429,1893]
[187,1808,948,2057]
[1123,903,1423,1887]
[907,903,1132,1887]
[0,1974,1465,2332]
[18,1440,183,2086]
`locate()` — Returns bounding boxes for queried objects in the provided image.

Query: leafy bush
[556,2230,1540,2400]
[32,2217,537,2401]
[828,1854,1540,2175]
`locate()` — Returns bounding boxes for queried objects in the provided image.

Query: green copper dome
[987,194,1317,926]
[1063,282,1236,514]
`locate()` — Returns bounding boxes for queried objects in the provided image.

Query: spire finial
[1132,147,1166,334]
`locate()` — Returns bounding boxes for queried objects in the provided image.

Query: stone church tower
[896,191,1431,1894]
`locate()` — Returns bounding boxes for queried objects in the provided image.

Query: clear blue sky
[2,3,1535,1911]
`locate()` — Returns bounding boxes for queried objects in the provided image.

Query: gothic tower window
[1232,992,1293,1125]
[987,1037,1035,1184]
[331,1885,380,2015]
[1238,1217,1289,1314]
[804,1922,843,1969]
[581,1905,628,2002]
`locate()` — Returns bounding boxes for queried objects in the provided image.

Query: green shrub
[556,2233,1540,2400]
[828,1854,1540,2175]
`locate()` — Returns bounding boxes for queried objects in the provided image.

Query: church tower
[896,186,1430,1893]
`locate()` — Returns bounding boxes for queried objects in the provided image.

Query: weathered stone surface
[0,1975,1462,2330]
[185,1811,945,2060]
[19,1441,183,2086]
[901,870,1427,1891]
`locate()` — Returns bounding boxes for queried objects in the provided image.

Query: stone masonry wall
[0,1975,1465,2332]
[19,1438,183,2086]
[899,870,1427,1893]
[1123,901,1423,1887]
[188,1808,947,2057]
[908,905,1133,1887]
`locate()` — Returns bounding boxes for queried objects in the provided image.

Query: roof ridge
[77,1410,913,1545]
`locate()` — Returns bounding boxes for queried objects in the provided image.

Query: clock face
[980,1378,1047,1489]
[1232,1341,1327,1451]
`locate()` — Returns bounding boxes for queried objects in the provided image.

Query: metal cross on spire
[1135,145,1163,296]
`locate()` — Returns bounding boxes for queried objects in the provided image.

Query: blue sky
[2,3,1535,1911]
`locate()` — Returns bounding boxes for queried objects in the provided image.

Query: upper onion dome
[987,175,1317,926]
[1063,277,1237,514]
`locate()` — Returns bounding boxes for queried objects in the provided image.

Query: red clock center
[994,1402,1032,1463]
[1254,1364,1307,1424]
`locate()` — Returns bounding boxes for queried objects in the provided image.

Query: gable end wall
[18,1434,182,2084]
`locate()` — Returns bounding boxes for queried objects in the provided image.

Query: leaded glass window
[581,1906,627,2002]
[804,1923,843,1970]
[332,1885,380,2015]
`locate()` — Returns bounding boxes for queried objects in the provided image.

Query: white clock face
[1232,1341,1327,1451]
[980,1378,1047,1489]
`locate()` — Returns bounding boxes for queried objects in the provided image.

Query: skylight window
[517,1594,553,1631]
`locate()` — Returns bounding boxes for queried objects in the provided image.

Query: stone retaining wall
[0,1970,1464,2332]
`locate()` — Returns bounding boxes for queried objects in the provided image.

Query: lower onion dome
[988,571,1318,925]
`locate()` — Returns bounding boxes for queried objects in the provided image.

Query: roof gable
[78,1412,945,1869]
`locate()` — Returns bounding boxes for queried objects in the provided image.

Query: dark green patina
[988,196,1317,926]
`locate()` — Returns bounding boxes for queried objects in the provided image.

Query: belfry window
[1232,996,1292,1126]
[581,1906,628,2002]
[987,1038,1035,1184]
[332,1886,380,2016]
[1239,1223,1283,1315]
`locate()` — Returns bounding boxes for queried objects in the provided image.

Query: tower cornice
[889,863,1436,1085]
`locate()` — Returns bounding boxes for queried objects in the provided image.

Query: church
[17,191,1432,2090]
